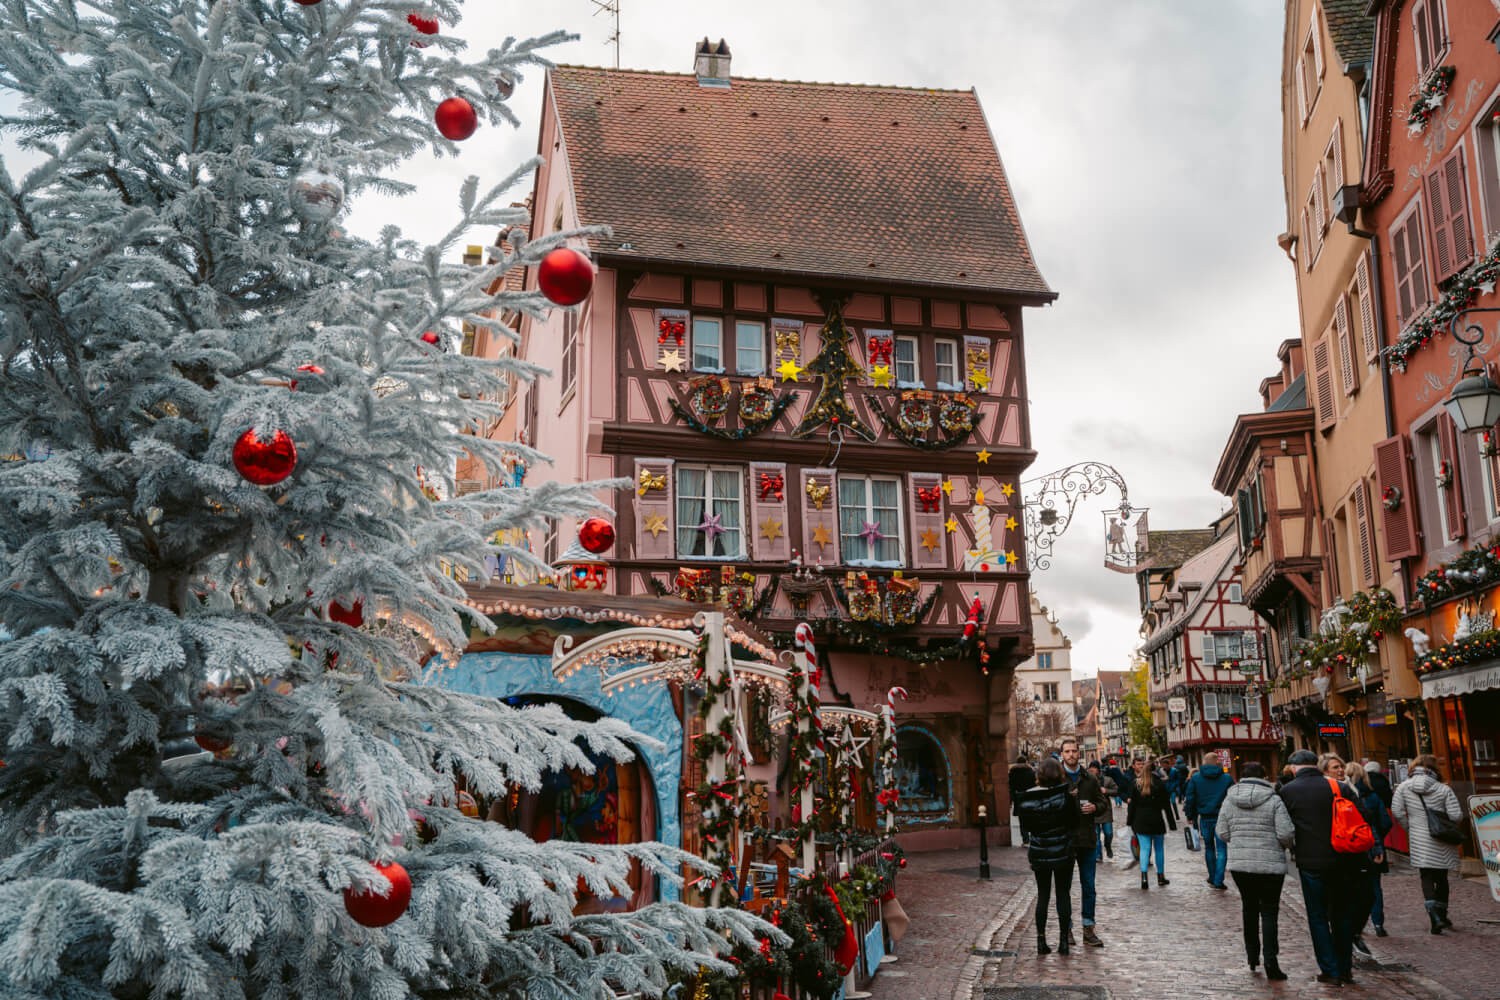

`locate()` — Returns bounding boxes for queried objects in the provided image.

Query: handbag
[1184,825,1202,852]
[1418,789,1465,845]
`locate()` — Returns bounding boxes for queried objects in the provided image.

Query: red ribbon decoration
[658,318,685,345]
[867,336,893,366]
[876,788,900,807]
[758,471,785,501]
[915,485,941,512]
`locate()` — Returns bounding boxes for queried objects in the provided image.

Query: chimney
[694,37,731,88]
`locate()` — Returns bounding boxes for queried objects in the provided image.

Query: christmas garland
[668,389,796,441]
[830,583,941,631]
[865,392,979,450]
[1416,627,1500,674]
[876,725,899,833]
[769,616,980,666]
[1407,65,1456,135]
[690,634,740,901]
[1413,539,1500,607]
[690,882,846,1000]
[785,648,825,846]
[1382,236,1500,372]
[1267,587,1402,689]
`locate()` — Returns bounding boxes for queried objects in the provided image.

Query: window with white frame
[837,475,904,564]
[1223,692,1246,721]
[1202,691,1219,723]
[691,317,723,372]
[675,465,744,558]
[1228,583,1243,604]
[735,320,765,375]
[1246,693,1263,722]
[934,339,960,390]
[1039,682,1060,703]
[1415,421,1451,541]
[894,335,920,387]
[1037,652,1053,670]
[1201,631,1244,666]
[1298,15,1322,122]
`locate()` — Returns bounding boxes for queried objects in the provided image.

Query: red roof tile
[546,66,1055,300]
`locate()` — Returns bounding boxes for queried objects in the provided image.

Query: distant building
[1095,670,1131,761]
[1012,593,1076,752]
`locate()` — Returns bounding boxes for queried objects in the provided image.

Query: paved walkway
[872,807,1500,1000]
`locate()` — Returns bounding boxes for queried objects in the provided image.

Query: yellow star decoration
[1005,516,1018,531]
[759,516,784,542]
[941,479,954,496]
[976,449,992,464]
[811,524,833,549]
[944,516,960,534]
[975,487,986,505]
[919,529,941,553]
[968,367,991,390]
[1000,482,1016,497]
[870,364,894,388]
[659,349,686,373]
[1005,550,1018,566]
[776,357,804,382]
[643,513,667,538]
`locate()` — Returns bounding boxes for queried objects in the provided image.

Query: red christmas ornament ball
[232,429,297,486]
[578,517,615,555]
[434,97,478,141]
[344,860,412,927]
[407,11,439,43]
[194,732,231,753]
[293,0,321,5]
[537,247,595,306]
[898,856,907,869]
[289,363,325,390]
[420,330,441,346]
[328,599,364,628]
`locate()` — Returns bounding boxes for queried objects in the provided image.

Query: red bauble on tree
[343,860,412,927]
[293,0,321,5]
[194,732,231,753]
[328,599,364,628]
[406,11,439,44]
[537,247,594,306]
[434,97,478,141]
[420,330,441,346]
[578,517,615,555]
[232,429,297,486]
[289,363,324,390]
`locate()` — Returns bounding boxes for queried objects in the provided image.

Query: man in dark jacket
[1279,749,1361,987]
[1364,760,1394,810]
[1060,737,1112,948]
[1009,755,1037,845]
[1185,753,1235,890]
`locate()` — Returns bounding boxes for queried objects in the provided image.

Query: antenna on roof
[590,0,621,69]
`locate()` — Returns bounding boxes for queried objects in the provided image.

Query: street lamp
[1442,308,1500,433]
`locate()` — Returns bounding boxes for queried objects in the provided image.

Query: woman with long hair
[1014,757,1081,954]
[1126,755,1176,890]
[1345,761,1391,948]
[1391,754,1465,934]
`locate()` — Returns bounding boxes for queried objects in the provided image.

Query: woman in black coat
[1014,757,1081,954]
[1126,755,1177,890]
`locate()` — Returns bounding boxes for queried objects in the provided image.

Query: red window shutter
[748,462,791,561]
[633,458,675,560]
[1438,413,1467,541]
[1353,481,1377,587]
[907,473,946,570]
[1442,149,1474,278]
[1357,251,1380,362]
[1335,296,1358,395]
[1373,435,1421,559]
[1312,337,1337,430]
[1426,163,1455,283]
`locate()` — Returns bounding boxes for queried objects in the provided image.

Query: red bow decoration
[876,788,900,807]
[759,471,785,501]
[916,485,941,512]
[867,336,893,366]
[658,318,685,345]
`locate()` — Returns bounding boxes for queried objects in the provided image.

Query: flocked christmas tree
[0,2,768,996]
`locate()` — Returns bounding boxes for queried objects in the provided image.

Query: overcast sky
[348,0,1301,678]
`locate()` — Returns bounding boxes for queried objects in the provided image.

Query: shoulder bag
[1418,789,1465,845]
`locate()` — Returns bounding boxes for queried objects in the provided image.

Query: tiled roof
[1322,0,1375,67]
[1096,670,1129,697]
[547,66,1055,299]
[1267,371,1308,412]
[1140,529,1218,572]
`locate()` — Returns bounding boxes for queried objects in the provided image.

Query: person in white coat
[1390,753,1465,934]
[1217,761,1294,982]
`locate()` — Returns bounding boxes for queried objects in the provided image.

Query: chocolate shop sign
[1420,662,1500,701]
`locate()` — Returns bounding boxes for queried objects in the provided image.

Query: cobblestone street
[872,809,1500,1000]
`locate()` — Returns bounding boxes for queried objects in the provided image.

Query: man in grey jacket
[1218,761,1294,981]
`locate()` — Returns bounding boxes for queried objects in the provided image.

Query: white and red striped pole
[794,622,819,872]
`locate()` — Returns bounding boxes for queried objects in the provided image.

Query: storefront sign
[1468,794,1500,903]
[1166,696,1187,714]
[1420,662,1500,700]
[1318,723,1347,737]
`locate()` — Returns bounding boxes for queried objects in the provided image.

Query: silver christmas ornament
[289,167,344,223]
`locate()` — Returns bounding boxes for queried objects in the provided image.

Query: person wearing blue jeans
[1185,752,1234,890]
[1060,739,1111,947]
[1125,756,1176,890]
[1279,749,1361,985]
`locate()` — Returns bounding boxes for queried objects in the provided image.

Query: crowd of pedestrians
[1012,739,1474,988]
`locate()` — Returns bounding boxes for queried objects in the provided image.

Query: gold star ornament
[659,349,686,373]
[944,516,960,534]
[811,524,832,549]
[1005,516,1018,531]
[643,513,667,538]
[870,364,894,388]
[920,529,941,553]
[976,449,992,464]
[759,516,784,542]
[776,357,804,382]
[1000,481,1016,497]
[941,479,954,496]
[1005,550,1018,566]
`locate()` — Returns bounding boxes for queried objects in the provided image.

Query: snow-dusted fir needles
[0,3,772,998]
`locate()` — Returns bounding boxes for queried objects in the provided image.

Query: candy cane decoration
[791,622,822,870]
[880,687,907,834]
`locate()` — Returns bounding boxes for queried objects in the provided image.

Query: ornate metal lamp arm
[1021,461,1132,571]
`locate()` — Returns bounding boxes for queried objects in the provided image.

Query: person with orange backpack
[1278,749,1369,988]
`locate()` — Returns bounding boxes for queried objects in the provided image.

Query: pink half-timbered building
[491,45,1056,849]
[1142,521,1278,772]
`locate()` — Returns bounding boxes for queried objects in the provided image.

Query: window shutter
[1313,170,1328,234]
[1312,336,1337,430]
[1354,480,1377,587]
[1322,517,1340,601]
[907,472,946,570]
[1413,1,1432,74]
[1203,691,1219,722]
[652,308,689,369]
[1330,119,1344,193]
[748,462,790,561]
[1392,215,1415,325]
[963,336,993,394]
[1200,632,1215,666]
[1335,296,1358,395]
[1301,205,1313,270]
[1310,13,1324,79]
[1247,694,1263,722]
[1295,56,1308,122]
[1373,435,1421,559]
[800,467,840,566]
[632,458,675,560]
[1426,163,1455,283]
[1441,148,1474,279]
[1438,413,1468,541]
[1357,251,1380,362]
[863,330,892,385]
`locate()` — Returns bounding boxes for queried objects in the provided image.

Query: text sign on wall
[1469,794,1500,903]
[1166,697,1187,714]
[1318,723,1347,737]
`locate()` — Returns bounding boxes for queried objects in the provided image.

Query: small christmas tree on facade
[789,297,876,441]
[0,2,766,997]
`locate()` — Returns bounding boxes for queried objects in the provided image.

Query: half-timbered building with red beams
[503,45,1055,849]
[1142,518,1277,772]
